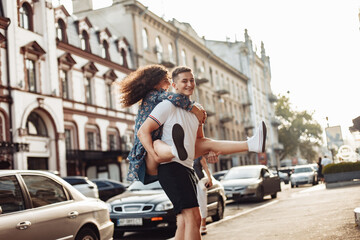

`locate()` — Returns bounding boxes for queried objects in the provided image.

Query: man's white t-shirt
[149,100,199,169]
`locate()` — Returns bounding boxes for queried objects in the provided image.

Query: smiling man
[137,66,267,240]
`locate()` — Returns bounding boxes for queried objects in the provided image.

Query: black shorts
[158,162,198,215]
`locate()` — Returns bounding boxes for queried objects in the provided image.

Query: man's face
[172,71,195,97]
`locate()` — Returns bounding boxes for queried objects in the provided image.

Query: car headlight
[247,183,259,189]
[106,203,112,213]
[155,200,173,211]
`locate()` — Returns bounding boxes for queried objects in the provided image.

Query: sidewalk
[200,184,360,240]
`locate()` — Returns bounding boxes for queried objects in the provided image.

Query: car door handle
[68,211,79,219]
[16,221,31,230]
[88,186,94,189]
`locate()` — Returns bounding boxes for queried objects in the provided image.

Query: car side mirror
[263,173,270,178]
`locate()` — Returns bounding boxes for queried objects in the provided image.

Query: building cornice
[57,39,132,74]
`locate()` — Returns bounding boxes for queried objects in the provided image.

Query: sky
[58,0,360,146]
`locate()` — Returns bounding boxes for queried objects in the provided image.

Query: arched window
[26,112,48,137]
[101,40,110,60]
[56,19,67,42]
[80,30,91,52]
[181,49,187,65]
[120,48,128,68]
[155,36,163,63]
[19,3,32,30]
[168,43,174,63]
[142,28,148,50]
[26,59,36,92]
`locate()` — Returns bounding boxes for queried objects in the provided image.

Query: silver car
[0,170,113,240]
[221,165,281,201]
[290,166,319,188]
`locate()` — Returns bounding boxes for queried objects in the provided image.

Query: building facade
[0,0,136,181]
[73,0,256,172]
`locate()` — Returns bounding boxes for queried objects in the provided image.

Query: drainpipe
[174,27,180,65]
[4,17,12,167]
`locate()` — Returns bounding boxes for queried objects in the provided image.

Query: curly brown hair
[119,65,170,107]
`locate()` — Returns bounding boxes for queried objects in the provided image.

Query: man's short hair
[172,66,192,81]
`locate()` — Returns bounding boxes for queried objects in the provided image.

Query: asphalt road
[203,183,360,240]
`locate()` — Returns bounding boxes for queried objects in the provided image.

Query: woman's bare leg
[195,137,248,158]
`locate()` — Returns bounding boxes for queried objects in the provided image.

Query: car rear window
[63,178,87,185]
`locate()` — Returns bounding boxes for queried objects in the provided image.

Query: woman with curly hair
[119,64,205,184]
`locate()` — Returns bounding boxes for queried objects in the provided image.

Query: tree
[275,94,323,162]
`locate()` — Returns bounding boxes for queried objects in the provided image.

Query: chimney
[72,0,94,14]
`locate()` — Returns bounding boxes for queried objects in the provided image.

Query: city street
[117,183,360,239]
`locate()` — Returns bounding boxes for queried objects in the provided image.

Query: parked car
[63,176,99,198]
[221,165,281,201]
[91,179,127,201]
[212,170,229,181]
[0,170,114,240]
[290,165,318,188]
[107,176,226,238]
[271,170,290,184]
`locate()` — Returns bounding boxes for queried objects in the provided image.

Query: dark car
[221,165,281,201]
[107,176,226,238]
[91,179,127,201]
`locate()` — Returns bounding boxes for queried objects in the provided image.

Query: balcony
[160,59,175,68]
[268,93,278,103]
[215,84,230,95]
[241,96,252,106]
[220,113,234,123]
[154,50,176,68]
[243,119,254,130]
[271,117,281,127]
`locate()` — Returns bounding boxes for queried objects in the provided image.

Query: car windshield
[128,181,163,191]
[224,168,260,180]
[294,167,313,173]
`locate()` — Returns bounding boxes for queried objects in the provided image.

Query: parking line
[207,200,279,228]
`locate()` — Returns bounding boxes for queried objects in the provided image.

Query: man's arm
[137,118,162,163]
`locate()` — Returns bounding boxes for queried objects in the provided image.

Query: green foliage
[275,94,323,162]
[323,162,360,174]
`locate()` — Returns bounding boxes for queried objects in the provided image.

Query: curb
[325,180,360,189]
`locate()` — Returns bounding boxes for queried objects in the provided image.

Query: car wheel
[75,227,99,240]
[271,192,277,199]
[255,187,264,201]
[211,198,224,222]
[291,183,294,188]
[284,180,289,184]
[312,177,316,185]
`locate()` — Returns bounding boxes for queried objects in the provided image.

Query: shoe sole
[261,121,267,153]
[172,124,188,161]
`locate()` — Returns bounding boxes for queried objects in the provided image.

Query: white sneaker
[247,121,267,153]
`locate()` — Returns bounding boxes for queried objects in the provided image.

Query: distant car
[63,176,99,198]
[221,165,281,201]
[272,170,290,184]
[0,170,113,240]
[290,166,318,188]
[212,170,229,181]
[107,176,226,238]
[91,179,127,201]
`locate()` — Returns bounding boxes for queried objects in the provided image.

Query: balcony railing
[241,96,252,106]
[215,84,230,95]
[220,113,234,123]
[243,119,254,130]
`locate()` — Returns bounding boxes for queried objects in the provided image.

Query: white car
[0,170,113,240]
[63,176,99,198]
[290,166,318,188]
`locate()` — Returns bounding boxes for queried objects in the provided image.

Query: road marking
[299,184,325,193]
[208,200,279,229]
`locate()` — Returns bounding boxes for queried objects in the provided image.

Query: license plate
[226,193,233,198]
[117,218,143,226]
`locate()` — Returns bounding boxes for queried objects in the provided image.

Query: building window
[106,83,113,109]
[65,129,72,150]
[0,114,4,141]
[80,30,91,52]
[60,70,69,99]
[168,43,174,63]
[120,48,128,68]
[56,19,67,42]
[181,49,187,65]
[101,41,110,60]
[155,36,163,63]
[19,3,32,30]
[209,67,213,86]
[108,134,116,150]
[84,77,92,104]
[142,28,148,50]
[26,112,47,137]
[26,59,37,93]
[87,132,96,150]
